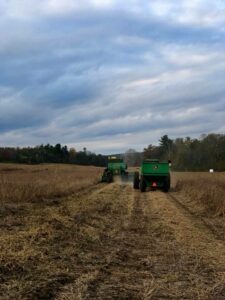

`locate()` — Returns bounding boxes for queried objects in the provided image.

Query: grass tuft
[174,172,225,216]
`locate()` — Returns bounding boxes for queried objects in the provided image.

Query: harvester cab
[133,159,171,192]
[101,156,128,183]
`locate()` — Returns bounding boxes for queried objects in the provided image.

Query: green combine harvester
[133,159,171,192]
[102,156,128,183]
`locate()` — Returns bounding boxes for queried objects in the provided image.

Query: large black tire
[106,171,113,183]
[140,176,146,192]
[133,172,140,189]
[163,174,170,192]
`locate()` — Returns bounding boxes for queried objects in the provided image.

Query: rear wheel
[133,172,140,189]
[140,176,146,192]
[163,174,170,192]
[106,171,113,183]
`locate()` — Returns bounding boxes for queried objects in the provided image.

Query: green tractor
[102,156,128,183]
[133,159,171,192]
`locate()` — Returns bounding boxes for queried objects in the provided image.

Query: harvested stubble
[0,163,102,204]
[0,163,103,299]
[174,172,225,216]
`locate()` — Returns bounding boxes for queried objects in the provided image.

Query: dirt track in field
[55,182,225,300]
[2,179,225,299]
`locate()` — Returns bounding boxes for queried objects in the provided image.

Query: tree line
[143,133,225,171]
[0,144,107,167]
[0,133,225,170]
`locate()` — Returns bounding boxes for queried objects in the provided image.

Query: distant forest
[0,144,107,167]
[142,133,225,171]
[0,133,225,171]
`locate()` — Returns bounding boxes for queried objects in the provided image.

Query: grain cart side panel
[141,161,169,176]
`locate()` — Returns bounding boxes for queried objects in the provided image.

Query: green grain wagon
[102,157,128,183]
[133,159,171,192]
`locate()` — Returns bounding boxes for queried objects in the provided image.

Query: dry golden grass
[148,190,225,299]
[0,163,104,299]
[173,172,225,216]
[0,164,131,299]
[1,166,225,299]
[0,163,102,204]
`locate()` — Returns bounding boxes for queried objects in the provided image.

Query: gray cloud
[0,0,225,153]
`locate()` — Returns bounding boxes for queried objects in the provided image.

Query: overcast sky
[0,0,225,153]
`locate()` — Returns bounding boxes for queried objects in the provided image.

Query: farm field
[1,165,225,299]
